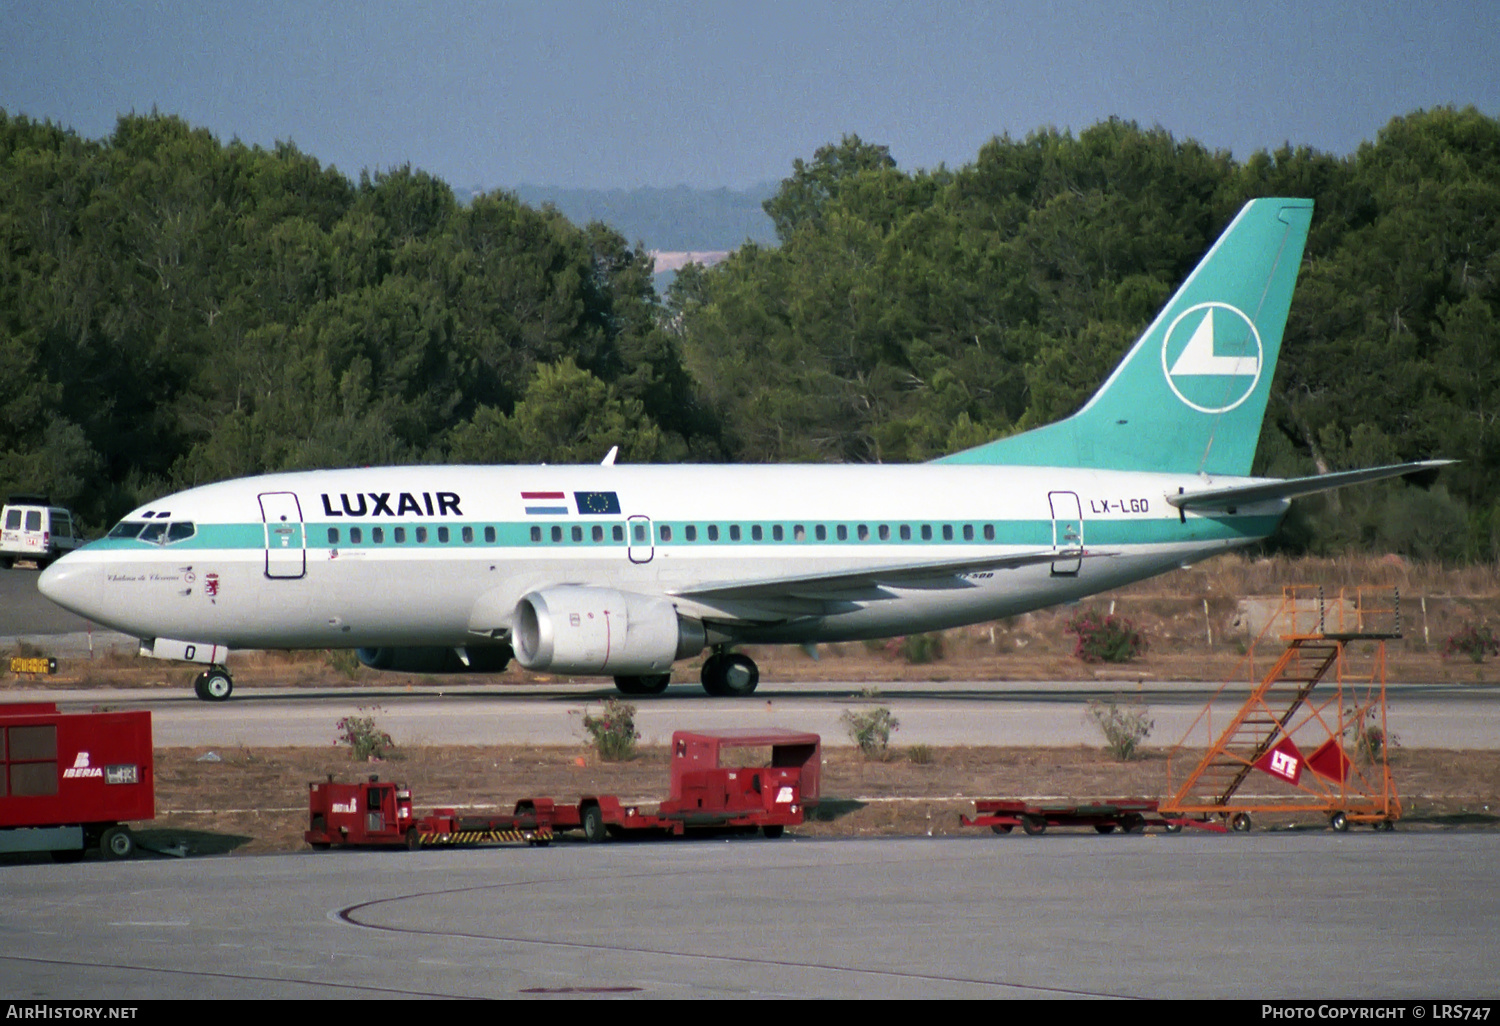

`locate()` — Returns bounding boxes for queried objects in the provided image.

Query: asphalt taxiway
[3,831,1497,999]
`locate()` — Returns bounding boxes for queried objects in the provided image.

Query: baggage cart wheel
[1231,813,1252,833]
[989,824,1013,835]
[406,828,422,851]
[763,824,784,839]
[100,825,135,860]
[1163,821,1183,834]
[1329,811,1349,832]
[1020,815,1046,836]
[582,804,607,844]
[1094,823,1116,834]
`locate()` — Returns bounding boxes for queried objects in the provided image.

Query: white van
[1,496,84,569]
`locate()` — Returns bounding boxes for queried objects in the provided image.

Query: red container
[0,703,154,857]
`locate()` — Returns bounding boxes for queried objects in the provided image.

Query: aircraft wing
[1166,460,1455,511]
[671,548,1112,609]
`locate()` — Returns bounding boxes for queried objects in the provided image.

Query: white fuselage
[39,462,1286,652]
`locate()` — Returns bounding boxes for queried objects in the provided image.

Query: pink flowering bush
[1065,612,1148,663]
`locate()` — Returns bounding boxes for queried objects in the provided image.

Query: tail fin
[936,198,1314,475]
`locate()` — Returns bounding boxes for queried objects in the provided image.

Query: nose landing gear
[193,666,233,702]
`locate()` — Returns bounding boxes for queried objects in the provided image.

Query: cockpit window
[166,522,196,543]
[138,522,168,544]
[108,521,148,539]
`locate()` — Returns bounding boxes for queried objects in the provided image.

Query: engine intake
[513,587,705,675]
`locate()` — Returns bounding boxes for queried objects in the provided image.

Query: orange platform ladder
[1159,586,1402,832]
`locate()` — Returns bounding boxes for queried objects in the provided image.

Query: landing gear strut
[193,665,234,702]
[700,650,759,697]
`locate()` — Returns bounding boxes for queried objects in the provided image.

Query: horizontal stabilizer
[1166,460,1456,511]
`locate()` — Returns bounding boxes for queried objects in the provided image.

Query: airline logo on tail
[1160,302,1263,413]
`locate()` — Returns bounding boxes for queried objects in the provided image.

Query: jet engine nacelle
[355,644,513,674]
[512,587,705,675]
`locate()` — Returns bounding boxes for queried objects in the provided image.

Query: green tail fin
[936,198,1314,475]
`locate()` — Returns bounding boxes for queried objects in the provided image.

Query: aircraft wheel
[700,654,726,695]
[582,804,607,844]
[100,825,135,860]
[702,653,759,696]
[614,674,670,696]
[194,667,233,702]
[1020,815,1046,836]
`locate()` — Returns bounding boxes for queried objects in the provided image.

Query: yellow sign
[9,657,57,675]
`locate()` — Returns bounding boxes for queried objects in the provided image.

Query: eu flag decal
[574,491,621,515]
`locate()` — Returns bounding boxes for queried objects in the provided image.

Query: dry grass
[139,742,1500,856]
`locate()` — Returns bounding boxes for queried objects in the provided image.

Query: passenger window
[983,524,995,541]
[462,526,474,543]
[943,524,954,541]
[613,524,624,542]
[815,525,826,541]
[373,527,385,544]
[394,527,406,543]
[550,526,562,543]
[879,525,890,541]
[729,524,740,541]
[633,523,646,542]
[327,528,339,545]
[793,525,805,541]
[899,525,911,541]
[592,525,604,542]
[772,525,784,541]
[571,525,583,542]
[857,524,869,541]
[836,525,847,541]
[707,524,719,542]
[751,525,763,541]
[963,524,974,541]
[416,527,429,543]
[921,524,932,541]
[685,525,697,541]
[660,525,673,542]
[530,526,542,543]
[484,526,496,543]
[349,527,362,545]
[437,526,450,543]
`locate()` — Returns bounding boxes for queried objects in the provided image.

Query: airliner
[38,198,1446,701]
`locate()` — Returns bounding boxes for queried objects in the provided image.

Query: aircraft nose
[37,555,99,619]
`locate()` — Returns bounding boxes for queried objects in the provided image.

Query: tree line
[1,107,1496,560]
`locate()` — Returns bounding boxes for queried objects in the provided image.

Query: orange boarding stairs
[1159,586,1402,833]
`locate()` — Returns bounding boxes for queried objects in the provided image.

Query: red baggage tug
[0,703,154,860]
[307,728,822,849]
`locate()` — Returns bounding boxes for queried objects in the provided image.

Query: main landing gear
[609,650,762,698]
[700,650,759,697]
[613,674,671,696]
[193,665,233,702]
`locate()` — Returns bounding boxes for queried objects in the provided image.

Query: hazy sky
[3,0,1497,190]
